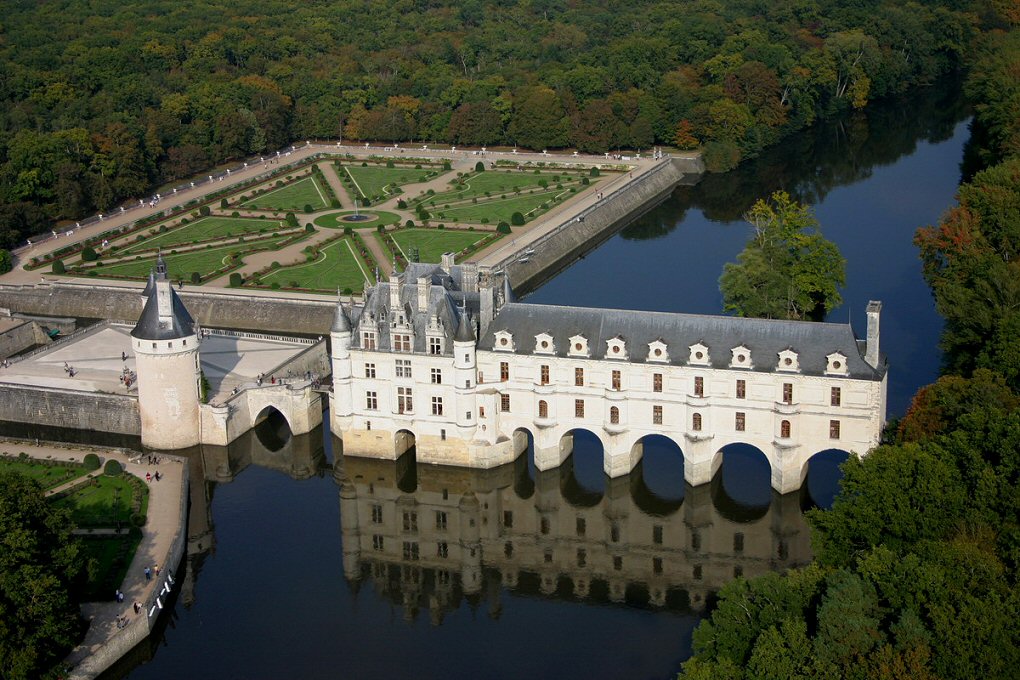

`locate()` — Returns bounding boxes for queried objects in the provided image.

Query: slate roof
[479,302,884,380]
[331,300,352,333]
[131,284,195,340]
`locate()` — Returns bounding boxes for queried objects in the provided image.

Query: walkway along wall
[0,281,336,336]
[0,383,140,436]
[500,156,704,296]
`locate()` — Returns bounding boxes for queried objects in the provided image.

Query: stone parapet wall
[0,384,140,435]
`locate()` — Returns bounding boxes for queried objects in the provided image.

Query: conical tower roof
[455,308,475,342]
[331,298,352,333]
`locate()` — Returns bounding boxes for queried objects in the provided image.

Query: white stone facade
[330,262,887,494]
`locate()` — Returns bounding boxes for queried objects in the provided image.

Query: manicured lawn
[83,234,297,280]
[435,189,568,224]
[118,216,282,254]
[341,164,446,200]
[422,170,587,204]
[0,457,87,490]
[260,238,373,291]
[53,473,148,527]
[80,530,143,601]
[387,229,490,263]
[240,175,329,211]
[313,210,402,228]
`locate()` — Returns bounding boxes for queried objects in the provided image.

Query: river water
[85,81,971,679]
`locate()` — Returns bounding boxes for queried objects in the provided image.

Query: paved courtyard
[0,323,315,399]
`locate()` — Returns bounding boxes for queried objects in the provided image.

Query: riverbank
[0,439,188,680]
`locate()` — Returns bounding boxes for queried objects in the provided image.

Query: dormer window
[535,333,555,354]
[494,330,515,352]
[647,340,669,363]
[606,336,627,360]
[362,331,377,350]
[777,349,799,372]
[568,335,589,357]
[730,345,752,369]
[825,352,848,376]
[689,343,710,366]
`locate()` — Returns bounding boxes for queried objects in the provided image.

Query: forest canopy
[0,0,985,247]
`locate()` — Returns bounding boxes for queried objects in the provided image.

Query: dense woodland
[680,20,1020,680]
[0,0,995,248]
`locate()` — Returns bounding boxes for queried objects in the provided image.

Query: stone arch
[394,429,417,493]
[558,428,606,507]
[253,406,292,453]
[628,434,685,516]
[713,443,773,515]
[800,448,851,509]
[512,427,534,460]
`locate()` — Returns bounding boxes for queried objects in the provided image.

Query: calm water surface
[111,83,969,680]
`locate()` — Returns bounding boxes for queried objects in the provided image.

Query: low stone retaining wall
[0,384,140,436]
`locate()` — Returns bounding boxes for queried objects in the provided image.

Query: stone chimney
[441,252,456,270]
[417,276,431,311]
[389,269,401,309]
[865,300,882,368]
[460,262,478,293]
[479,269,495,336]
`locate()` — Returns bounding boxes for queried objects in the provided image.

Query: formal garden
[338,160,450,203]
[253,235,376,293]
[1,452,149,602]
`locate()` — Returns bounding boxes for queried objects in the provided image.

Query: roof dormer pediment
[535,332,555,354]
[777,348,800,372]
[568,334,590,357]
[647,339,669,363]
[689,342,710,366]
[606,335,628,360]
[494,330,515,351]
[826,351,848,376]
[730,344,752,369]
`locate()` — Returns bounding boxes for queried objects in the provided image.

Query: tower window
[692,413,702,431]
[500,362,509,381]
[735,412,745,432]
[541,365,550,385]
[736,379,746,399]
[831,386,841,406]
[781,419,791,438]
[609,406,620,425]
[500,394,510,412]
[694,376,704,397]
[653,405,663,425]
[538,400,549,418]
[783,383,793,404]
[653,373,662,392]
[830,420,840,439]
[575,399,585,418]
[575,367,584,386]
[612,370,621,390]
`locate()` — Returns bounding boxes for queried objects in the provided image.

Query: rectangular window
[734,533,744,552]
[613,555,623,571]
[465,411,472,420]
[611,523,620,542]
[436,511,448,530]
[397,387,413,414]
[540,517,550,535]
[575,367,584,386]
[402,542,419,561]
[653,373,662,392]
[653,405,663,425]
[577,549,587,568]
[372,534,384,551]
[735,411,746,432]
[612,370,621,391]
[653,557,663,574]
[362,331,376,350]
[503,510,513,528]
[575,399,585,418]
[394,334,412,352]
[431,396,443,416]
[500,393,510,412]
[428,337,442,355]
[538,400,549,418]
[366,391,378,410]
[694,376,704,397]
[431,368,442,384]
[692,413,702,431]
[371,504,383,524]
[364,363,376,378]
[830,420,841,439]
[736,379,746,399]
[576,517,586,537]
[479,406,486,418]
[783,382,793,404]
[478,371,484,384]
[831,386,842,407]
[540,365,550,385]
[653,525,663,544]
[691,531,701,551]
[437,541,449,558]
[395,359,412,379]
[500,361,509,381]
[402,511,418,532]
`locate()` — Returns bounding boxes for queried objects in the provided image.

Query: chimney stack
[865,301,882,368]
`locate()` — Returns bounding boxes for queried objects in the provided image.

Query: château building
[330,254,887,493]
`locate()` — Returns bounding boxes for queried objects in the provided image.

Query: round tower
[330,295,354,423]
[453,307,476,429]
[130,256,202,449]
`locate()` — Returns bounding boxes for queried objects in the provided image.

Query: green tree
[0,471,88,679]
[0,249,12,275]
[720,191,845,320]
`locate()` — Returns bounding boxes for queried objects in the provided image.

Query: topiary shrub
[199,205,211,216]
[190,271,201,284]
[81,246,98,262]
[589,167,600,177]
[475,161,485,172]
[229,272,243,287]
[397,199,407,209]
[52,259,66,274]
[83,453,101,471]
[343,226,353,235]
[220,198,229,209]
[303,204,313,213]
[305,223,314,232]
[497,222,512,234]
[285,212,299,227]
[510,212,525,226]
[386,160,395,168]
[405,220,415,228]
[103,459,122,476]
[131,512,146,527]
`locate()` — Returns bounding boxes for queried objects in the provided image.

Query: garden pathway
[0,440,186,678]
[318,162,354,209]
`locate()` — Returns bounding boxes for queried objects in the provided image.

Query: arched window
[609,406,620,424]
[538,400,548,419]
[780,419,791,438]
[692,413,702,431]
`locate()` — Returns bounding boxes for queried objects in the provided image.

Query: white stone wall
[133,334,201,449]
[333,342,885,493]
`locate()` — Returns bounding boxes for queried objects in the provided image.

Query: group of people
[63,361,77,377]
[120,367,136,389]
[145,470,161,482]
[0,358,10,369]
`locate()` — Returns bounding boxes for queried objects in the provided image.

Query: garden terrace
[254,235,376,293]
[239,174,332,211]
[339,162,450,202]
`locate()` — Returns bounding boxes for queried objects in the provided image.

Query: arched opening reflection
[633,434,685,505]
[395,430,417,493]
[712,443,772,521]
[559,429,605,505]
[512,429,535,500]
[801,448,850,510]
[253,407,292,453]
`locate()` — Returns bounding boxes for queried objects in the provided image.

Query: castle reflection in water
[181,414,812,624]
